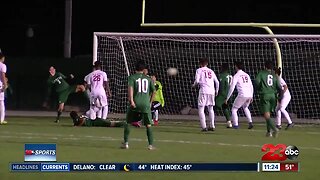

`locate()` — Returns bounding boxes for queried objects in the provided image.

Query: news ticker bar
[10,162,299,172]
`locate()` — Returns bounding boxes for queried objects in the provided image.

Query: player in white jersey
[225,61,254,129]
[85,61,111,120]
[192,58,219,131]
[0,53,8,125]
[274,67,294,130]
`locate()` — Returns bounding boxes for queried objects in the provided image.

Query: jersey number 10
[136,78,148,93]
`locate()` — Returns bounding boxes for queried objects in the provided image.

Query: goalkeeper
[70,111,124,127]
[150,73,164,126]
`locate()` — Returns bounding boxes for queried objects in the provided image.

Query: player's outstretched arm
[226,74,237,102]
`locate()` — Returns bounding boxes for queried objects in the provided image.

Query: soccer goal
[93,32,320,122]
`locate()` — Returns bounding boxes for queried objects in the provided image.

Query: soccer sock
[198,106,206,129]
[154,110,159,121]
[265,120,271,132]
[231,107,239,126]
[267,118,277,132]
[102,106,108,120]
[0,100,5,122]
[243,107,252,123]
[208,105,215,128]
[146,126,154,145]
[124,123,130,143]
[276,110,281,126]
[281,108,292,124]
[97,108,102,119]
[222,105,231,121]
[86,109,96,120]
[275,106,281,125]
[57,111,62,120]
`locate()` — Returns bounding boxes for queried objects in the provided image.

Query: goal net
[94,32,320,122]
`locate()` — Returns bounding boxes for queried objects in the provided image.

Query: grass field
[0,116,319,180]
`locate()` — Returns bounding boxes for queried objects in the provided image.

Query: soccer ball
[167,67,178,76]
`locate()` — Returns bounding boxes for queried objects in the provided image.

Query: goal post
[93,32,320,122]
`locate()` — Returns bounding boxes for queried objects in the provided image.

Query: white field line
[0,131,319,151]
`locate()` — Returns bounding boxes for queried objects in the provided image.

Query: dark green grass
[0,117,319,180]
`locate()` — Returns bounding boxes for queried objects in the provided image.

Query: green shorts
[259,93,277,114]
[126,107,153,125]
[215,95,226,108]
[58,85,77,104]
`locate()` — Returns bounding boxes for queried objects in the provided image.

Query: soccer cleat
[201,128,208,132]
[147,145,156,150]
[0,120,8,125]
[120,143,129,149]
[248,122,254,129]
[276,125,282,130]
[266,132,272,137]
[226,121,232,128]
[153,120,159,126]
[207,127,215,131]
[233,125,239,129]
[285,123,294,130]
[272,129,279,138]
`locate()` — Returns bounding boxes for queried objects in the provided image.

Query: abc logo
[285,145,299,160]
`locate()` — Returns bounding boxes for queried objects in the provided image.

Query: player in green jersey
[215,63,232,128]
[70,111,124,127]
[121,61,156,150]
[44,66,85,123]
[255,61,282,137]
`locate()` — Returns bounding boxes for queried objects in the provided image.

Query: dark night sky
[1,0,320,57]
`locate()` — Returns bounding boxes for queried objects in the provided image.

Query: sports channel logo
[261,144,299,161]
[24,144,56,162]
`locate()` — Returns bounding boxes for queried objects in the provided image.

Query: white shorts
[232,96,252,109]
[90,93,108,107]
[198,93,215,107]
[277,95,291,109]
[0,92,4,101]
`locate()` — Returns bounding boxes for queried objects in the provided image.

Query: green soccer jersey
[47,72,70,93]
[128,72,155,113]
[255,70,280,95]
[218,71,232,97]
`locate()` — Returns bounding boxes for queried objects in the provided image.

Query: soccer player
[215,63,232,128]
[274,67,294,130]
[192,58,219,131]
[121,60,156,150]
[225,61,254,129]
[44,66,85,123]
[0,53,8,125]
[84,61,111,121]
[255,61,281,137]
[70,111,124,127]
[150,73,164,126]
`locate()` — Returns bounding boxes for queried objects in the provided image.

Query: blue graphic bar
[10,163,259,172]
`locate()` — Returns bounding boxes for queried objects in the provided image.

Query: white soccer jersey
[226,70,253,100]
[193,66,219,95]
[85,70,108,94]
[279,77,291,98]
[0,62,7,87]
